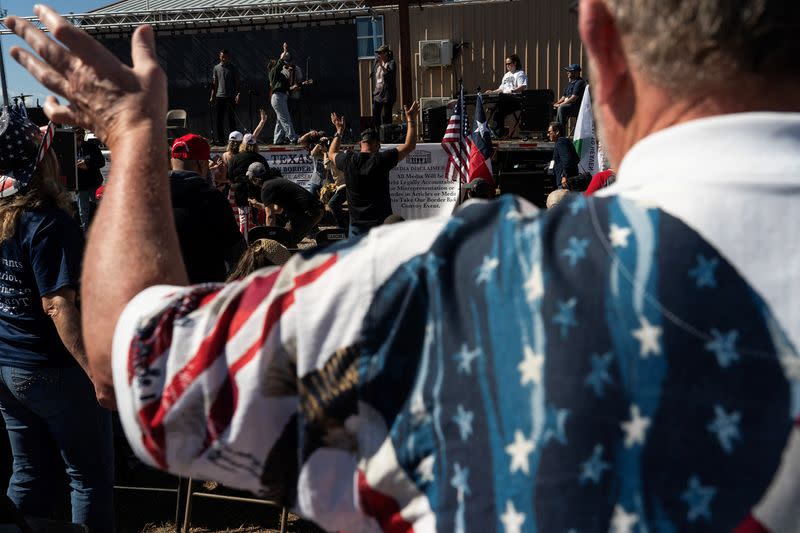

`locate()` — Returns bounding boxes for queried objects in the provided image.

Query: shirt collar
[614,112,800,190]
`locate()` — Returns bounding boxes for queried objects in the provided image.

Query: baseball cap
[562,63,582,72]
[246,162,267,179]
[376,44,390,53]
[360,129,380,143]
[0,107,45,198]
[243,133,258,145]
[228,130,243,143]
[171,133,211,160]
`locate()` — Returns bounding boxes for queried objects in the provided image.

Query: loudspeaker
[422,106,447,142]
[496,149,554,208]
[380,124,404,143]
[51,128,78,190]
[520,89,555,134]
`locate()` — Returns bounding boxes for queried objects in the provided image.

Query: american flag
[441,84,470,183]
[36,122,55,165]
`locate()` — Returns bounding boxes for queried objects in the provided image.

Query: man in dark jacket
[74,128,105,231]
[547,122,580,189]
[371,44,397,128]
[169,133,245,282]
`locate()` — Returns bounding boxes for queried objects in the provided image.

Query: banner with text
[262,149,316,189]
[387,143,460,220]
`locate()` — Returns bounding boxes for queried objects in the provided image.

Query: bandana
[0,107,53,198]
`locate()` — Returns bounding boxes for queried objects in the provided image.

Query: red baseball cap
[171,134,211,161]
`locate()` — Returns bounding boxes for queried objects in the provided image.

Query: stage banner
[261,149,316,189]
[387,143,459,220]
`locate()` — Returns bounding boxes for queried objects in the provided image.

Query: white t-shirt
[498,69,528,93]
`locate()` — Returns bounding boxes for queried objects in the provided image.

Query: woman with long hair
[0,109,113,532]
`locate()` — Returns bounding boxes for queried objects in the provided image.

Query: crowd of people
[0,1,798,532]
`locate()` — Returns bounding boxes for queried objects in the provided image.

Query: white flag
[572,85,598,176]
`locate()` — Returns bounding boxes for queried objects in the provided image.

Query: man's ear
[578,0,631,107]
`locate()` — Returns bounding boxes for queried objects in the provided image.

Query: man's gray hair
[604,0,799,90]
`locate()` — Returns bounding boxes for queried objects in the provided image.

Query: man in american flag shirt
[6,1,799,532]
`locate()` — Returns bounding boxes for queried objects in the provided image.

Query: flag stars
[542,404,570,446]
[681,475,716,522]
[452,404,474,442]
[585,351,614,397]
[631,315,663,358]
[475,255,499,284]
[524,262,544,302]
[569,196,587,215]
[499,500,526,533]
[562,236,590,267]
[553,298,578,337]
[450,462,471,497]
[518,345,544,386]
[688,254,719,289]
[707,405,741,454]
[454,343,482,375]
[505,430,536,475]
[705,328,740,368]
[620,404,651,448]
[579,444,610,485]
[610,504,639,533]
[608,224,632,248]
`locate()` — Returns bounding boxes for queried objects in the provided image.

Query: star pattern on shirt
[454,343,482,375]
[505,430,536,475]
[499,500,526,533]
[416,455,435,483]
[706,405,741,454]
[452,404,474,442]
[569,195,587,216]
[579,444,610,485]
[705,328,740,368]
[585,351,614,397]
[562,236,590,267]
[608,224,632,248]
[620,404,650,448]
[553,298,578,337]
[610,504,639,533]
[681,475,716,522]
[475,255,500,284]
[631,315,663,358]
[424,252,445,274]
[518,345,544,386]
[524,262,544,302]
[451,462,471,497]
[542,404,570,446]
[688,254,719,289]
[505,208,523,221]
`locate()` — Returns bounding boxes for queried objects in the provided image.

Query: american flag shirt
[112,194,800,533]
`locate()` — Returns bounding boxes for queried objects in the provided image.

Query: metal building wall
[357,0,583,117]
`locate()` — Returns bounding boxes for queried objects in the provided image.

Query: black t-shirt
[169,170,244,283]
[228,151,269,181]
[335,148,399,230]
[261,178,322,213]
[562,77,587,105]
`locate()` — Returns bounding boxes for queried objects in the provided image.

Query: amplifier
[520,89,555,134]
[422,105,448,142]
[380,123,404,144]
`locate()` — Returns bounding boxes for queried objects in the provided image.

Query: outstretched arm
[5,5,187,393]
[252,108,268,139]
[396,101,419,161]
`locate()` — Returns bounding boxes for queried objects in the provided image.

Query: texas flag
[468,94,494,185]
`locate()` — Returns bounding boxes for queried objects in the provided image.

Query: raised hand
[4,5,167,150]
[330,112,345,133]
[404,100,420,121]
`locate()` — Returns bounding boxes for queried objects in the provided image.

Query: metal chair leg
[181,478,195,533]
[279,506,287,533]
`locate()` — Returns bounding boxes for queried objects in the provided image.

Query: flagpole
[457,79,464,207]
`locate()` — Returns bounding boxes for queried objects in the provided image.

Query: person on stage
[486,53,528,137]
[209,49,240,145]
[553,63,587,133]
[371,44,397,128]
[269,43,299,145]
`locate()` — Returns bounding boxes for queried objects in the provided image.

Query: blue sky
[1,0,109,106]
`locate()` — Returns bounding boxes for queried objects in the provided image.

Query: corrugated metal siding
[358,0,583,117]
